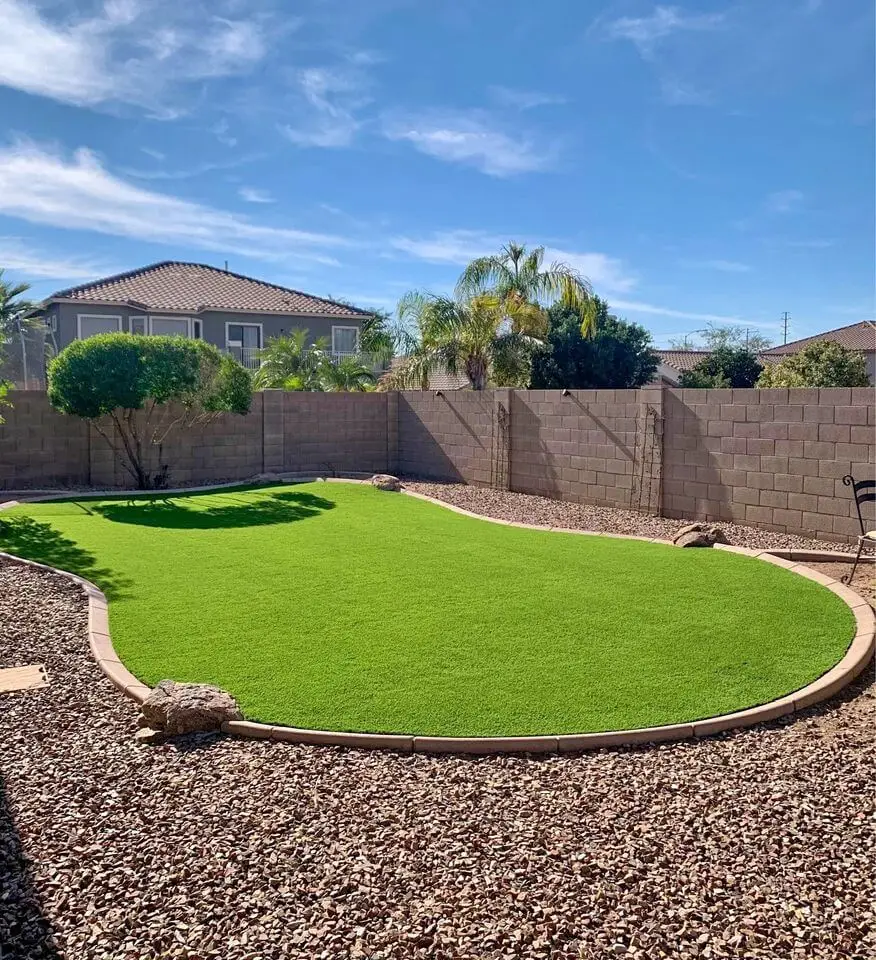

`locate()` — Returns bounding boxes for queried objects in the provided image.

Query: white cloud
[239,186,274,203]
[681,258,752,273]
[765,189,804,214]
[601,6,725,57]
[0,0,269,112]
[280,65,369,148]
[0,141,347,265]
[382,112,551,177]
[488,86,566,110]
[0,237,111,281]
[610,299,743,324]
[390,231,637,293]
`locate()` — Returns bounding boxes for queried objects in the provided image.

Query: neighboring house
[759,321,876,383]
[655,322,876,385]
[38,261,371,372]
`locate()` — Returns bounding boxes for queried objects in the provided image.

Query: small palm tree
[321,356,376,392]
[0,270,37,385]
[253,330,328,391]
[381,291,544,391]
[455,242,596,337]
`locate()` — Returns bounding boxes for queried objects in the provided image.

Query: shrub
[757,340,870,388]
[679,347,762,388]
[48,334,251,488]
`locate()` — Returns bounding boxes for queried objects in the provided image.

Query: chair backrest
[843,474,876,534]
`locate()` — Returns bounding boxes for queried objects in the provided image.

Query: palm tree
[381,291,545,391]
[455,242,597,337]
[253,330,328,391]
[0,270,37,386]
[321,356,376,392]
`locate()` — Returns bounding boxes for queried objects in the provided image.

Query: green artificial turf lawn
[0,482,855,736]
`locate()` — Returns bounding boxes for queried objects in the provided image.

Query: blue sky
[0,0,872,347]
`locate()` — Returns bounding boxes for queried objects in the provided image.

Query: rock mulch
[1,558,874,960]
[403,481,863,552]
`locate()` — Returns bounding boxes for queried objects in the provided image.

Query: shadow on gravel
[87,490,336,530]
[0,516,130,600]
[0,775,61,959]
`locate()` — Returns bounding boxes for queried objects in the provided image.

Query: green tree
[455,242,597,338]
[381,291,545,390]
[48,334,252,489]
[670,324,772,353]
[679,346,763,388]
[321,356,376,392]
[530,299,658,389]
[254,330,329,391]
[0,270,39,387]
[757,340,871,388]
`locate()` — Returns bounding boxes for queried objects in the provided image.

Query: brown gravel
[1,558,874,960]
[403,482,875,583]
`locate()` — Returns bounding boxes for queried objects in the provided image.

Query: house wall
[49,302,362,353]
[2,387,872,543]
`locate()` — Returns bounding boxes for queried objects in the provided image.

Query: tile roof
[760,321,876,355]
[655,350,716,372]
[44,261,370,318]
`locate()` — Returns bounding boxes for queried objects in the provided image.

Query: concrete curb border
[1,478,873,754]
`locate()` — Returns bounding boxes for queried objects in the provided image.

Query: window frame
[76,314,123,339]
[331,325,360,355]
[224,321,263,349]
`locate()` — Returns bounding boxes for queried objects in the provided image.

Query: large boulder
[139,680,242,737]
[370,474,401,492]
[672,522,728,548]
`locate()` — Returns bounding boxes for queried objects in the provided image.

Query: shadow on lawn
[86,490,336,530]
[0,774,62,959]
[0,516,130,600]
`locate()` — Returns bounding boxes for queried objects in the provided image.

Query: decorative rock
[672,523,728,548]
[134,726,165,745]
[370,474,401,492]
[140,679,242,736]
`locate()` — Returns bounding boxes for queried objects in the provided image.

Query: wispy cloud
[0,236,112,281]
[681,258,752,273]
[119,154,263,181]
[0,0,271,113]
[280,64,370,148]
[488,86,566,111]
[600,6,725,57]
[239,186,274,203]
[596,5,724,107]
[390,230,637,293]
[610,300,744,324]
[765,189,805,214]
[0,141,347,265]
[381,112,551,177]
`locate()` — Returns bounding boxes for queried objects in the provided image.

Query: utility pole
[781,311,790,345]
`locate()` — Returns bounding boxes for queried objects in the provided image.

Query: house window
[192,319,202,340]
[130,316,147,335]
[226,323,262,370]
[78,315,122,339]
[332,326,359,357]
[151,317,190,337]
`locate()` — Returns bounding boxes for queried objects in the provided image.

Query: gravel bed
[1,559,874,960]
[402,481,864,555]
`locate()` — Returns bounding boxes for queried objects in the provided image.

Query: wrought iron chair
[841,474,876,585]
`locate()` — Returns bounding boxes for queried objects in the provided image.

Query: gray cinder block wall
[1,387,873,543]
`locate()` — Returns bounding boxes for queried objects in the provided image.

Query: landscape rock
[672,522,728,548]
[140,679,242,736]
[134,726,165,744]
[370,474,401,492]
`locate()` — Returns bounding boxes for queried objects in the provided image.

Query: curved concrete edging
[1,478,873,755]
